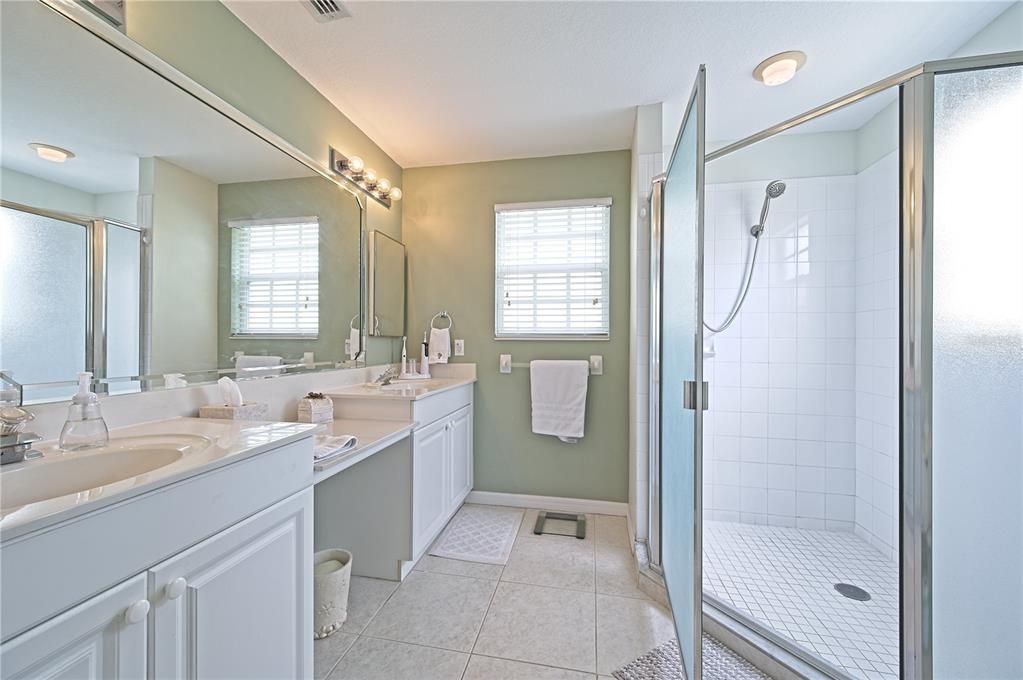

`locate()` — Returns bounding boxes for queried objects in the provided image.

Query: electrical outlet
[454,339,465,356]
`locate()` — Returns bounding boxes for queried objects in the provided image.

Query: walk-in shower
[647,46,1023,680]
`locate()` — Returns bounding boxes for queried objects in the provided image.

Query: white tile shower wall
[703,175,859,531]
[853,151,899,560]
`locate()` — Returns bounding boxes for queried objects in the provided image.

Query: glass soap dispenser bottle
[59,372,109,451]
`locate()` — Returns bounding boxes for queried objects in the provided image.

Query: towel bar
[499,355,603,375]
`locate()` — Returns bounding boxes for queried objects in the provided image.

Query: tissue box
[298,395,334,424]
[199,402,269,421]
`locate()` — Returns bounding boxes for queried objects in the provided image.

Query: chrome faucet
[0,403,42,465]
[372,366,399,386]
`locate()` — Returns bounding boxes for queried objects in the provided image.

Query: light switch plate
[589,355,603,375]
[499,354,512,374]
[454,339,465,356]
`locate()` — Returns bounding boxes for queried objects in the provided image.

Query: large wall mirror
[367,231,406,337]
[0,1,364,404]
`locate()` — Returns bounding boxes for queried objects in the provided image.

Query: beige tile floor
[316,508,674,680]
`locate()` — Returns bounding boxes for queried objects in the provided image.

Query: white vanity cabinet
[149,490,312,679]
[0,573,149,679]
[411,403,473,559]
[1,431,314,679]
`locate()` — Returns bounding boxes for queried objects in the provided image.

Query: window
[495,198,611,338]
[230,217,319,337]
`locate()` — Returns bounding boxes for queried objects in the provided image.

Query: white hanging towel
[348,328,361,360]
[529,360,589,443]
[429,327,451,364]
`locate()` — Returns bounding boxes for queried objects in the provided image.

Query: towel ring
[350,315,381,332]
[430,311,452,330]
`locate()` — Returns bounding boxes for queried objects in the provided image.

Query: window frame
[229,216,321,339]
[493,197,612,341]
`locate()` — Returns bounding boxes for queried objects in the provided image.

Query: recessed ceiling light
[29,142,76,163]
[753,51,807,87]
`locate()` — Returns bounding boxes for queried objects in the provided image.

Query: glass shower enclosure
[0,201,147,402]
[647,49,1023,680]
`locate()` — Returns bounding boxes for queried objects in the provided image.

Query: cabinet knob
[165,577,188,600]
[124,599,151,625]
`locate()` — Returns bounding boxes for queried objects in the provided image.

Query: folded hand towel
[313,434,359,461]
[349,328,361,360]
[529,360,589,442]
[429,327,451,364]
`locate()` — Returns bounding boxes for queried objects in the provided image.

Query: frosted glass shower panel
[106,223,142,381]
[0,206,88,385]
[931,64,1023,680]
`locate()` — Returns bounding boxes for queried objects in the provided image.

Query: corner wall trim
[465,491,628,516]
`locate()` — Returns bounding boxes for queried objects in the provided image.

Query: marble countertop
[0,417,317,540]
[312,418,416,484]
[323,376,476,402]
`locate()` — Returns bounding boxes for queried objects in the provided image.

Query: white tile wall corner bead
[629,150,663,548]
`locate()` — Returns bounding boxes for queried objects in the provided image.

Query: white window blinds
[230,217,319,337]
[495,198,611,338]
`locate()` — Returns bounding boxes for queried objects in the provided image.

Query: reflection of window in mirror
[229,217,320,338]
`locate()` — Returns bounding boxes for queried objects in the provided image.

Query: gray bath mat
[429,504,523,565]
[612,636,769,680]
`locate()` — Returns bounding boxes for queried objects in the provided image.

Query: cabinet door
[149,489,313,680]
[448,405,473,510]
[412,417,450,558]
[0,573,148,679]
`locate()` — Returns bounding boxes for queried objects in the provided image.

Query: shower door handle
[683,380,709,411]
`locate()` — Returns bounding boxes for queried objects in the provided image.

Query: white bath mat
[429,505,524,565]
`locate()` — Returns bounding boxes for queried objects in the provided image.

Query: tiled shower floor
[703,521,899,680]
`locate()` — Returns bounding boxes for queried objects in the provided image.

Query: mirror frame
[9,0,369,400]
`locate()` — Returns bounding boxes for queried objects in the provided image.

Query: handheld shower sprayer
[704,180,786,334]
[750,180,786,238]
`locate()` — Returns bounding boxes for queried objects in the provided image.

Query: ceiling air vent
[305,0,351,22]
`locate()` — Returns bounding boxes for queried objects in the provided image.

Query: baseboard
[465,490,628,516]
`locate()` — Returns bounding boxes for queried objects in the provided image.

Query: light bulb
[30,142,74,163]
[376,178,392,193]
[753,51,806,87]
[347,155,365,174]
[762,59,798,86]
[364,169,378,187]
[388,187,402,201]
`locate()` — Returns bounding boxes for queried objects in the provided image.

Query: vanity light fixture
[753,51,807,87]
[328,147,402,208]
[29,142,75,163]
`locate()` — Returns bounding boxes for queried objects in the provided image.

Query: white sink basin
[1,434,210,511]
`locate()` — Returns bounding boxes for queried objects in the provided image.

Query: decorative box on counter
[298,392,334,424]
[198,402,269,421]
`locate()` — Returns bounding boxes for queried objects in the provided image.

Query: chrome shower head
[766,180,787,199]
[752,179,786,237]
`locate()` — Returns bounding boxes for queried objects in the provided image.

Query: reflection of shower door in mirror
[659,65,706,680]
[0,202,145,400]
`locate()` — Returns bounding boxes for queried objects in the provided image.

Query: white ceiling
[1,1,312,197]
[225,0,1010,168]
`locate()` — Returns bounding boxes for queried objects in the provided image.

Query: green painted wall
[403,151,631,502]
[218,177,361,364]
[140,157,219,374]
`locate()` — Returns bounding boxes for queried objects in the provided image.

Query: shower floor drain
[834,583,871,601]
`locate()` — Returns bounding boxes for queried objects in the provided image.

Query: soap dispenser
[59,372,109,451]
